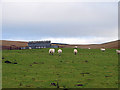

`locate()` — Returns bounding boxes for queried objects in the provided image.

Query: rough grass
[2,48,118,88]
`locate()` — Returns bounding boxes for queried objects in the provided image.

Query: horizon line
[1,39,119,45]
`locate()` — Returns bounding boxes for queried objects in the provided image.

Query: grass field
[2,48,118,88]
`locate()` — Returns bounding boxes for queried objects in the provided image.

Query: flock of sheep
[49,46,120,55]
[49,48,78,56]
[100,48,120,54]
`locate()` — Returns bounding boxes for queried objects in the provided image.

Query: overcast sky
[2,0,118,44]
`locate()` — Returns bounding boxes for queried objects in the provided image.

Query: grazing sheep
[75,46,78,49]
[88,48,91,49]
[74,49,78,55]
[58,49,62,56]
[100,48,105,52]
[49,49,55,55]
[116,50,120,54]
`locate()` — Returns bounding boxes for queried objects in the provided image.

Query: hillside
[53,40,120,49]
[1,40,28,50]
[1,40,120,50]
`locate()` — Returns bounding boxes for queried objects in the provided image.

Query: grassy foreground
[2,48,118,88]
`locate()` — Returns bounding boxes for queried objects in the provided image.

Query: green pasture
[2,48,118,88]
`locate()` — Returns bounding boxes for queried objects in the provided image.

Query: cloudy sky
[2,0,118,44]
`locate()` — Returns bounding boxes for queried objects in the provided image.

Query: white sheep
[88,48,91,49]
[49,49,55,55]
[100,48,105,52]
[116,50,120,54]
[58,49,62,56]
[75,46,78,48]
[74,49,78,55]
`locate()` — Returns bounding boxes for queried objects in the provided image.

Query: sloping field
[1,40,28,47]
[1,40,28,50]
[2,48,118,88]
[99,40,120,49]
[52,40,120,49]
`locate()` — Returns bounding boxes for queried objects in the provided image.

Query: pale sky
[1,0,118,44]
